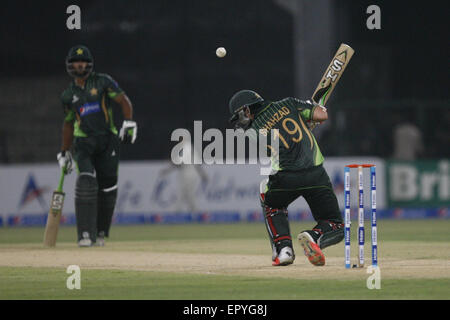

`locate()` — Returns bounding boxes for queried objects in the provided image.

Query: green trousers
[73,133,120,189]
[73,132,120,241]
[264,164,342,223]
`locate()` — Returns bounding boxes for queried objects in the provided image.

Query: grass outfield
[0,219,449,300]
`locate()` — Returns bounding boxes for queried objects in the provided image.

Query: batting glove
[119,120,137,144]
[307,100,326,130]
[57,150,73,174]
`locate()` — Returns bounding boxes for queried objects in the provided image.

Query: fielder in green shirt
[229,90,344,267]
[57,45,137,247]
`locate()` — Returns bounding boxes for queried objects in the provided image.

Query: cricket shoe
[78,238,92,247]
[93,238,105,247]
[94,232,105,247]
[298,231,325,266]
[271,244,277,262]
[78,232,93,247]
[272,247,295,266]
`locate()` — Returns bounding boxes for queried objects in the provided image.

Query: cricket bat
[308,43,354,130]
[43,167,66,247]
[312,43,355,106]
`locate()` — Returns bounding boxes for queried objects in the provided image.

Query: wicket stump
[344,164,378,268]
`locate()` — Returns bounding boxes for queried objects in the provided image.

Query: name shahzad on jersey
[78,102,101,117]
[260,106,290,132]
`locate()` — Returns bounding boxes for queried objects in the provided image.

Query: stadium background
[0,0,449,226]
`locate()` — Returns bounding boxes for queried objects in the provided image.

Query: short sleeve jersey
[60,72,124,137]
[250,97,324,171]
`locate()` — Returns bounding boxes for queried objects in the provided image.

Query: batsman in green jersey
[229,90,344,266]
[57,45,137,247]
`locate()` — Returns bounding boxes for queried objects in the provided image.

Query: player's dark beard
[75,65,86,75]
[73,65,89,77]
[66,61,93,78]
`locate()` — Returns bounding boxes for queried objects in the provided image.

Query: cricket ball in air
[216,47,226,58]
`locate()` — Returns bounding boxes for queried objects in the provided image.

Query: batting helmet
[229,89,264,115]
[65,45,94,78]
[228,90,264,128]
